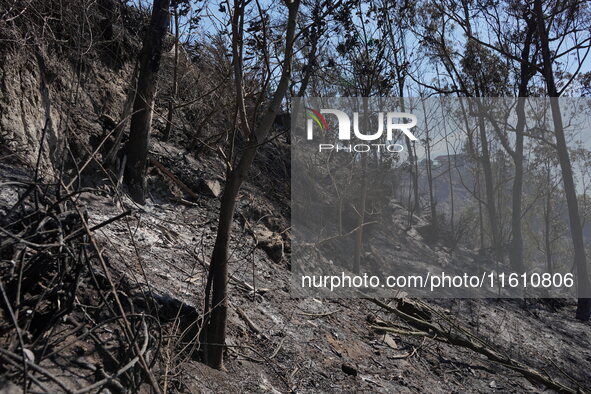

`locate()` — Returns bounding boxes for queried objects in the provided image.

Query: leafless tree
[534,0,591,321]
[124,0,171,204]
[201,0,301,369]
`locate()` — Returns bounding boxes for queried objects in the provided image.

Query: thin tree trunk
[442,102,455,243]
[422,99,437,234]
[202,0,300,369]
[202,140,257,368]
[544,166,553,275]
[509,99,525,272]
[476,159,485,253]
[353,96,370,274]
[393,50,419,222]
[535,0,591,320]
[412,141,420,214]
[163,5,179,141]
[231,0,251,138]
[124,0,171,204]
[353,152,367,274]
[477,109,502,263]
[352,98,369,275]
[459,98,485,252]
[462,0,500,260]
[508,20,534,272]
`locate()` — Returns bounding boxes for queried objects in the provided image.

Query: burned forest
[1,0,591,392]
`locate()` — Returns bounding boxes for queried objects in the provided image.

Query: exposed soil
[2,134,590,393]
[0,0,590,391]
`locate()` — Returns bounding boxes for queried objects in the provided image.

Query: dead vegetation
[0,176,159,392]
[368,298,585,394]
[1,0,591,392]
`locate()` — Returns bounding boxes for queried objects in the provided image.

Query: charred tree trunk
[508,98,526,272]
[163,4,179,141]
[353,98,370,274]
[202,0,300,369]
[477,110,502,263]
[124,0,171,204]
[544,166,553,275]
[202,140,258,369]
[476,164,485,253]
[422,99,437,234]
[353,152,367,274]
[535,0,591,321]
[508,19,534,272]
[412,141,420,214]
[462,0,500,260]
[393,50,419,222]
[440,100,455,242]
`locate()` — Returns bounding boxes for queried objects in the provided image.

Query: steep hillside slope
[1,1,590,393]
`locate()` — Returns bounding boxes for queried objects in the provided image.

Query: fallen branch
[369,325,435,338]
[63,209,132,242]
[368,298,584,394]
[296,310,338,318]
[235,306,262,335]
[149,157,199,200]
[300,221,378,248]
[171,197,200,207]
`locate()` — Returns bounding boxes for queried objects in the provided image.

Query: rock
[383,334,398,349]
[22,348,35,363]
[255,226,284,263]
[199,179,222,198]
[341,363,358,376]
